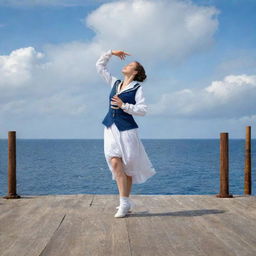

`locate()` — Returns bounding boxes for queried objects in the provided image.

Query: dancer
[96,49,156,218]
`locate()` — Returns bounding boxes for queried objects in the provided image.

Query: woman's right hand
[111,50,131,60]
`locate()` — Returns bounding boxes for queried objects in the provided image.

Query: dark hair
[133,61,147,82]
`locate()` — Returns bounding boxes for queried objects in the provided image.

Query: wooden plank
[163,195,237,256]
[217,195,256,220]
[126,195,176,256]
[0,194,93,256]
[0,194,256,256]
[39,194,131,256]
[127,195,234,256]
[0,195,66,256]
[0,196,33,219]
[174,195,256,256]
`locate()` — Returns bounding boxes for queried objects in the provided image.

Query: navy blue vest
[102,79,141,131]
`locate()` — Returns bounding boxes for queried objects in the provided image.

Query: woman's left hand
[111,95,124,108]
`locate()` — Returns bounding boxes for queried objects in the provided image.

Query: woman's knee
[110,157,121,168]
[110,157,124,176]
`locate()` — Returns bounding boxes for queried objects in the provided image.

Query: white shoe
[116,200,134,212]
[114,204,131,218]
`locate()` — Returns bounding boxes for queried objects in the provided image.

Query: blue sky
[0,0,256,139]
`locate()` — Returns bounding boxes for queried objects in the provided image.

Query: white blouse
[96,49,148,116]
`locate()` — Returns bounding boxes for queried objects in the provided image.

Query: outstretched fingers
[120,51,132,60]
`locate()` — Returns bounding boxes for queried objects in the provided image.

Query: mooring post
[216,132,233,198]
[244,126,251,195]
[3,131,21,199]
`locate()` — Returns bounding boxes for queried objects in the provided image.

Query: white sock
[127,197,132,205]
[120,196,130,208]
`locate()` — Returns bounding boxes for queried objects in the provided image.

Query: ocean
[0,139,255,196]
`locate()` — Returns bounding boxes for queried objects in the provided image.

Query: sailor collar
[116,80,140,95]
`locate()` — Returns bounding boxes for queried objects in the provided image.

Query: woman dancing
[96,49,156,218]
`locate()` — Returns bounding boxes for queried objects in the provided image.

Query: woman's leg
[110,157,128,197]
[125,174,133,196]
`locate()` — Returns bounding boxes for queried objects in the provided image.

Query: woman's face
[122,62,138,77]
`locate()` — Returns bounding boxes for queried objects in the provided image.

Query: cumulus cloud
[0,44,93,118]
[0,0,220,121]
[149,74,256,119]
[86,0,219,63]
[0,46,44,88]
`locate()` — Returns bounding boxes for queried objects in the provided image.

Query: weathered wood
[0,194,256,256]
[161,195,234,256]
[0,194,93,256]
[217,132,233,198]
[3,131,20,199]
[244,126,252,194]
[178,195,256,256]
[39,194,131,256]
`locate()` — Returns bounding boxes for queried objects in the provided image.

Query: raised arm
[121,86,148,116]
[95,49,118,88]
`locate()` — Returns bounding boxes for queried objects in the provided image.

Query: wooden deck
[0,194,256,256]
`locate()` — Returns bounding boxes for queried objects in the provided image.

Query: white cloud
[86,0,219,63]
[149,74,256,119]
[0,44,95,118]
[0,0,222,135]
[0,91,87,118]
[2,0,255,139]
[0,47,44,88]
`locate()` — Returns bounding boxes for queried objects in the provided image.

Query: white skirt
[103,123,157,184]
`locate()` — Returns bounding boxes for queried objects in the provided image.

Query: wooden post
[216,132,233,198]
[244,126,251,195]
[3,131,21,199]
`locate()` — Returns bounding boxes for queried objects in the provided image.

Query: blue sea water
[0,139,255,196]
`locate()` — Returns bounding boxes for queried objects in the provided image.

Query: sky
[0,0,256,139]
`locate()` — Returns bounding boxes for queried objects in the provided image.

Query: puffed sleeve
[95,49,118,88]
[121,86,148,116]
